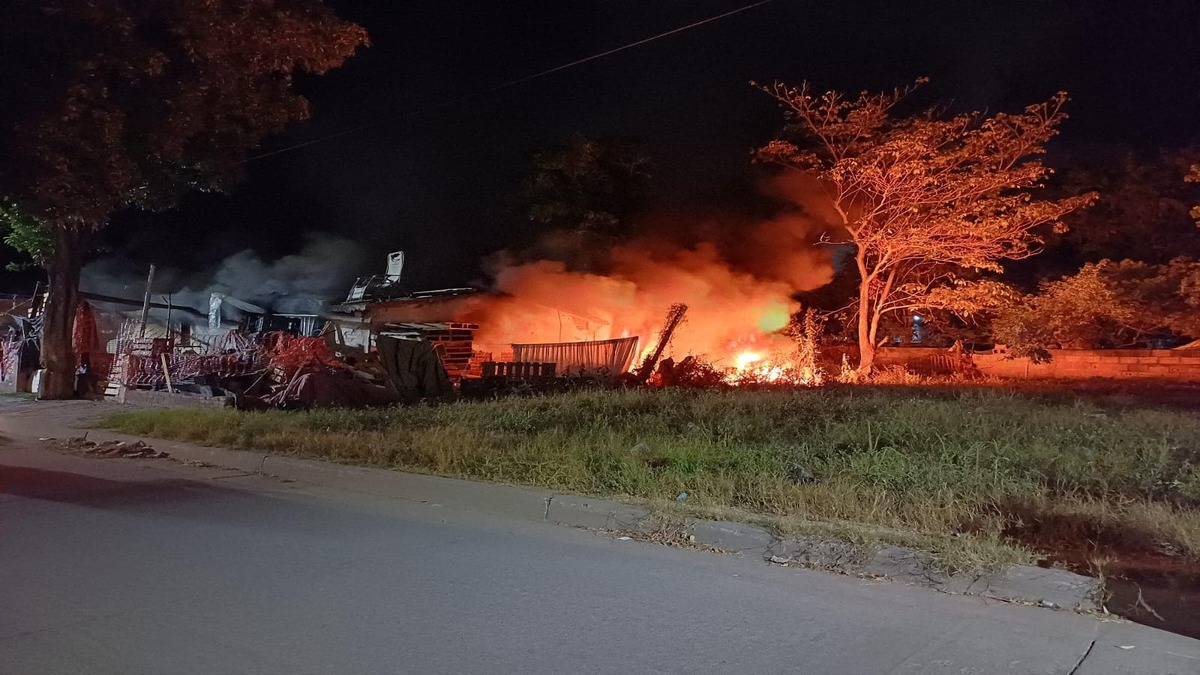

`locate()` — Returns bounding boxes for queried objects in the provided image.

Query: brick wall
[117,389,228,408]
[874,347,1200,382]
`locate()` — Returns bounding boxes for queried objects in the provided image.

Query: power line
[240,0,776,165]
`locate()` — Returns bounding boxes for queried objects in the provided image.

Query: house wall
[875,347,1200,382]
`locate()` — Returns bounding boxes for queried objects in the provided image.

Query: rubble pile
[265,334,348,382]
[42,437,169,459]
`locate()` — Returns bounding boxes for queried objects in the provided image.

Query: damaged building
[3,249,649,407]
[327,251,642,385]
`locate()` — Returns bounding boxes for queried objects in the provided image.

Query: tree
[0,1,367,398]
[1050,147,1200,266]
[1188,163,1200,224]
[756,79,1095,371]
[522,135,652,240]
[895,273,1020,346]
[0,202,54,271]
[993,258,1200,355]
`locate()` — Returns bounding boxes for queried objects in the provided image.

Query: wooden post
[160,353,174,394]
[28,282,42,318]
[138,265,156,338]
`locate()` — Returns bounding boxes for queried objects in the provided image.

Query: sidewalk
[2,398,1197,673]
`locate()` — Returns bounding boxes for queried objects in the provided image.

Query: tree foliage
[0,0,368,226]
[522,135,652,239]
[994,259,1200,356]
[1188,162,1200,224]
[0,202,54,271]
[0,0,367,398]
[756,79,1095,370]
[1051,148,1200,266]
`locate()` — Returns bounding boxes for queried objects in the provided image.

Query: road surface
[1,423,1196,673]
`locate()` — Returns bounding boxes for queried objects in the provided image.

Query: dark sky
[5,0,1200,294]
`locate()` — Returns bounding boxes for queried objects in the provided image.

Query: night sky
[4,0,1199,295]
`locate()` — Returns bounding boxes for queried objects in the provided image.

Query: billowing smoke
[193,235,366,313]
[81,233,367,322]
[460,174,837,365]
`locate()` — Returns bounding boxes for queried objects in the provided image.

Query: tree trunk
[39,228,85,400]
[858,331,877,373]
[855,255,876,374]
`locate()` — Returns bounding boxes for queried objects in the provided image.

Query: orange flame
[735,351,763,370]
[446,175,837,383]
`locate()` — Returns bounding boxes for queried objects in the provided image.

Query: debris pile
[264,334,347,381]
[651,356,726,388]
[42,436,169,459]
[232,334,454,410]
[108,323,453,410]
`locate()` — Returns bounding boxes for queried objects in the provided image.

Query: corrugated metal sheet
[512,336,639,375]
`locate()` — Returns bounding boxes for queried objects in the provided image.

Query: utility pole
[164,294,173,343]
[138,265,156,338]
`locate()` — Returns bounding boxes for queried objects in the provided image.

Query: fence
[875,347,1200,382]
[110,321,267,389]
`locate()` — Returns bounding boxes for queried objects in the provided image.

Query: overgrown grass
[101,386,1200,571]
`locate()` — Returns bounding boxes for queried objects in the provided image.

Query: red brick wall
[875,347,1200,382]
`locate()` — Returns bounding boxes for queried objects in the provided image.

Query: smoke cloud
[81,233,367,321]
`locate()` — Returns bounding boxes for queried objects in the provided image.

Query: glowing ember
[727,355,790,384]
[722,343,824,387]
[735,351,763,370]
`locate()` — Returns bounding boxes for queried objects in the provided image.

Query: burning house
[324,239,837,391]
[4,218,828,403]
[328,251,646,386]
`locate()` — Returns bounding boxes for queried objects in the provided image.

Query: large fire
[450,176,836,385]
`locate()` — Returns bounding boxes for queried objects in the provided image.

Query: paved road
[1,431,1196,673]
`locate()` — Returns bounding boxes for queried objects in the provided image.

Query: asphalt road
[1,436,1196,674]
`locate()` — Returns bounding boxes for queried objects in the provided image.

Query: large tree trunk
[39,228,86,400]
[857,323,876,373]
[855,255,876,374]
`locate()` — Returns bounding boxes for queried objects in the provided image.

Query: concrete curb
[690,520,775,552]
[546,495,652,531]
[24,422,1100,615]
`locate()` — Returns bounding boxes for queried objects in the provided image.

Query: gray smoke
[81,233,369,322]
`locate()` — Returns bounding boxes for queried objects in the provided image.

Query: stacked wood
[465,351,492,379]
[382,322,479,382]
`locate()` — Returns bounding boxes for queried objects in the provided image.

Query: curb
[546,495,651,531]
[27,424,1100,614]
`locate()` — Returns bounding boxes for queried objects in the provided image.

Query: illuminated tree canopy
[757,79,1095,370]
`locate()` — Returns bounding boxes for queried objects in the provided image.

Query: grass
[100,386,1200,572]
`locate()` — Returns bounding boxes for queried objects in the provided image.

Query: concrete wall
[875,347,1200,382]
[118,389,228,408]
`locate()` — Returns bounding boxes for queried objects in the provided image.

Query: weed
[100,386,1200,570]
